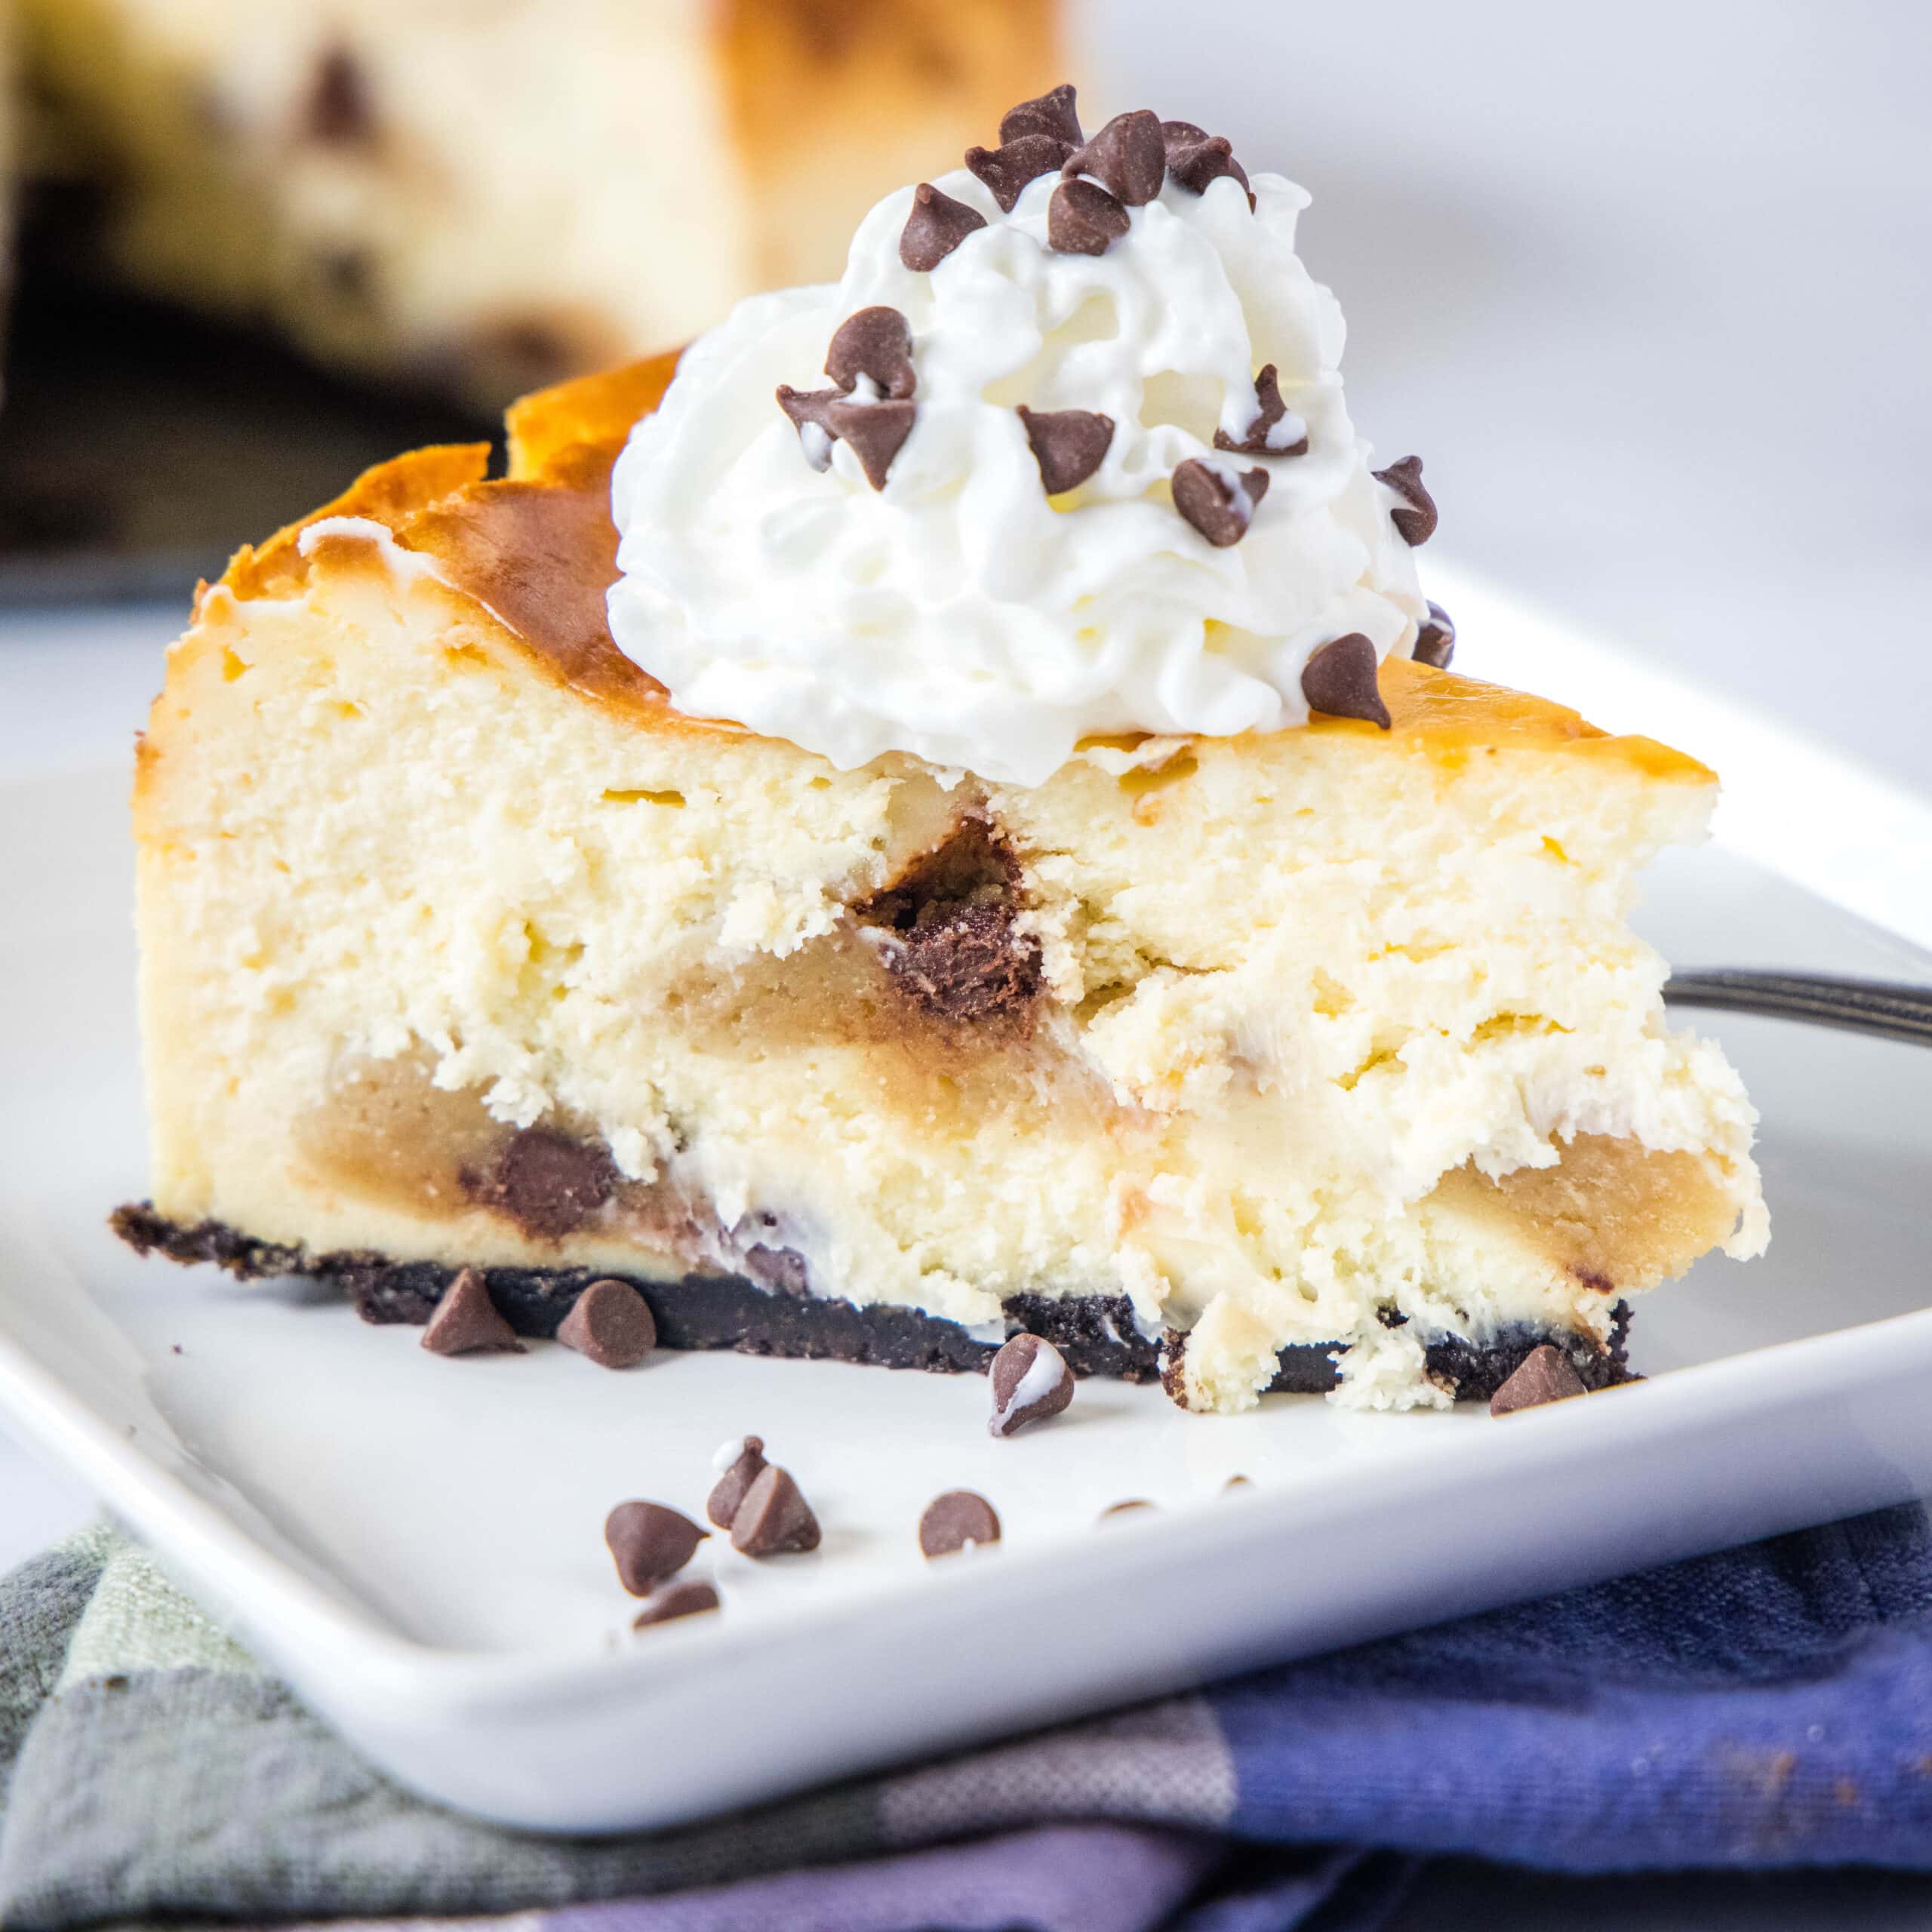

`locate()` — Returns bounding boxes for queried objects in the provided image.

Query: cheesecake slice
[115,351,1766,1412]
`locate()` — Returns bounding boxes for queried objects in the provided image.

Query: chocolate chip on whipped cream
[824,306,916,400]
[1300,633,1393,730]
[605,1500,709,1595]
[1000,82,1083,147]
[967,135,1070,213]
[823,396,915,491]
[918,1490,1002,1558]
[1374,454,1438,546]
[900,182,987,272]
[1048,177,1130,256]
[1063,109,1165,208]
[989,1332,1074,1437]
[420,1267,525,1356]
[1100,1499,1155,1521]
[556,1278,656,1368]
[1171,457,1269,547]
[1162,121,1255,208]
[730,1463,823,1555]
[1490,1345,1589,1417]
[775,386,843,471]
[632,1578,721,1629]
[1414,601,1457,669]
[706,1435,768,1528]
[1017,405,1114,496]
[777,307,918,488]
[1214,364,1307,458]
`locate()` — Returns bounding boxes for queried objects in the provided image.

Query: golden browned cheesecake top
[204,354,1711,786]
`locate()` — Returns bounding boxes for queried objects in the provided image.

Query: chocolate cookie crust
[109,1202,1634,1400]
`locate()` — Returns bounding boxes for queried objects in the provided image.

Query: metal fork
[1663,971,1932,1047]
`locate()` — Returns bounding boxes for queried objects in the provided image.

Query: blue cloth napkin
[4,1504,1932,1930]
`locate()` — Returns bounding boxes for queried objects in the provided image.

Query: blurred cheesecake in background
[15,0,1058,407]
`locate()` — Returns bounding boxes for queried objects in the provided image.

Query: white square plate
[3,568,1931,1835]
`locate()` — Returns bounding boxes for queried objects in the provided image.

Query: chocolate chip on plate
[901,182,986,271]
[730,1463,823,1556]
[1300,633,1392,730]
[822,396,916,490]
[1214,365,1307,457]
[966,134,1071,213]
[1162,120,1254,207]
[706,1435,768,1529]
[632,1578,721,1630]
[1017,405,1114,495]
[1099,1499,1156,1521]
[918,1490,1002,1558]
[605,1500,709,1595]
[1063,109,1166,208]
[1490,1345,1589,1417]
[999,82,1082,147]
[1373,454,1437,546]
[555,1278,655,1369]
[420,1268,525,1356]
[824,306,915,399]
[1223,1474,1253,1492]
[777,385,843,469]
[1171,457,1269,546]
[1048,177,1131,256]
[1414,600,1457,669]
[989,1332,1074,1438]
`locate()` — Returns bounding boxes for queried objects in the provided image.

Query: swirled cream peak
[608,95,1437,786]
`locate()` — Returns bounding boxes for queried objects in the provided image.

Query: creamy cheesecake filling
[134,506,1764,1411]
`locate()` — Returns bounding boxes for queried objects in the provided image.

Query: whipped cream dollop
[608,102,1434,786]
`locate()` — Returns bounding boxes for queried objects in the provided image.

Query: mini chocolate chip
[966,134,1070,213]
[1214,365,1307,457]
[1491,1345,1589,1417]
[420,1268,525,1356]
[1414,600,1456,669]
[1171,457,1269,547]
[901,182,986,271]
[632,1578,721,1629]
[823,396,916,490]
[825,306,915,399]
[1017,405,1114,495]
[743,1243,809,1295]
[1300,634,1392,729]
[556,1278,655,1369]
[918,1490,1002,1558]
[777,385,843,469]
[1063,109,1166,207]
[989,1332,1074,1438]
[1223,1475,1253,1492]
[730,1464,823,1556]
[1100,1499,1155,1521]
[469,1128,617,1241]
[304,45,374,146]
[1162,121,1254,208]
[1373,454,1437,546]
[605,1501,709,1595]
[999,82,1082,147]
[706,1435,768,1528]
[1048,177,1131,256]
